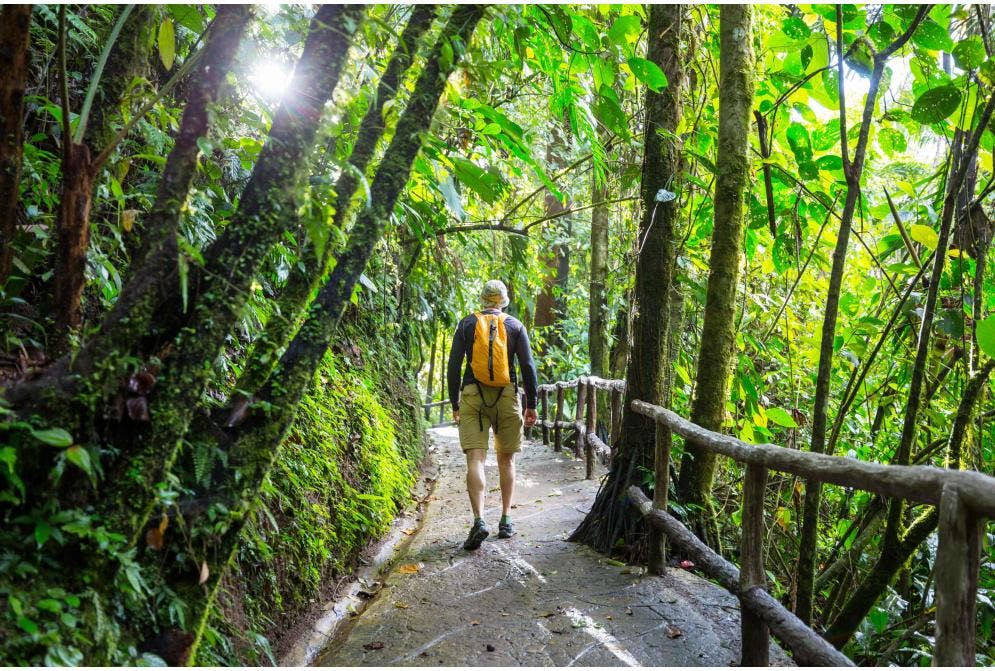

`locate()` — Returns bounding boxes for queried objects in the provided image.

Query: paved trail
[316,427,790,666]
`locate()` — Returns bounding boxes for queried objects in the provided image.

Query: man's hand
[524,408,537,428]
[452,409,460,424]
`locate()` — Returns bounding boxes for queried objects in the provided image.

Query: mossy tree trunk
[675,4,754,551]
[180,8,485,661]
[589,148,610,378]
[794,7,930,623]
[570,3,683,558]
[236,4,438,396]
[0,4,32,286]
[106,4,366,543]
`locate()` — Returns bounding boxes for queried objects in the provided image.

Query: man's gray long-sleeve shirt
[447,308,538,411]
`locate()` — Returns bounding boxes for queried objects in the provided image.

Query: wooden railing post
[740,464,770,666]
[647,418,671,575]
[610,387,622,445]
[573,378,588,459]
[554,386,564,452]
[585,380,597,479]
[540,388,549,445]
[438,400,444,426]
[521,389,532,440]
[934,484,982,666]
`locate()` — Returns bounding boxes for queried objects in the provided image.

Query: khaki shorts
[458,384,523,454]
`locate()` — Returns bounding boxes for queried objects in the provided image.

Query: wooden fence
[519,376,994,667]
[628,398,995,667]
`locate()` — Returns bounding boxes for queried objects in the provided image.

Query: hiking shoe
[463,519,489,550]
[498,520,515,539]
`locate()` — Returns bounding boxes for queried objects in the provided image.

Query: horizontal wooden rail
[630,400,995,518]
[629,487,853,667]
[630,397,995,666]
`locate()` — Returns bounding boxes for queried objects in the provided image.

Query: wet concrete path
[315,427,791,666]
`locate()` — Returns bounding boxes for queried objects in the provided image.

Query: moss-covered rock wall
[201,332,425,664]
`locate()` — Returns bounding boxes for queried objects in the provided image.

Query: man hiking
[447,280,538,550]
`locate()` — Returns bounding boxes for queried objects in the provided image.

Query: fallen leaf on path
[471,620,480,626]
[548,489,563,496]
[401,528,416,536]
[625,607,633,616]
[606,615,613,620]
[398,562,423,574]
[394,601,409,609]
[666,625,683,639]
[363,641,385,651]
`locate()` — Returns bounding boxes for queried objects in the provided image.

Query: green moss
[202,344,423,663]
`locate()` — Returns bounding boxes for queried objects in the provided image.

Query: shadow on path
[315,427,791,667]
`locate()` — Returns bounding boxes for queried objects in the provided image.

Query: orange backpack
[470,311,511,386]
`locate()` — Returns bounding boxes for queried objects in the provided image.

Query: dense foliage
[1,3,994,666]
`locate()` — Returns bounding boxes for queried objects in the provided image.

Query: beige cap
[480,279,510,308]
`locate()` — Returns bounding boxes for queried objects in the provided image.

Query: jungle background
[0,2,994,666]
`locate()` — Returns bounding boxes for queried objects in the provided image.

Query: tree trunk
[235,4,436,396]
[105,4,365,543]
[182,7,485,661]
[676,4,754,551]
[52,143,94,343]
[570,4,683,557]
[589,153,610,377]
[794,7,930,623]
[0,3,32,286]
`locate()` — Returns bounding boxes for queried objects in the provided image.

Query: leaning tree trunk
[675,4,754,552]
[0,4,32,286]
[823,94,995,647]
[569,3,684,559]
[235,4,437,396]
[180,7,485,662]
[104,4,365,545]
[794,6,930,623]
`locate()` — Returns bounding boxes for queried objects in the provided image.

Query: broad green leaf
[437,176,464,221]
[976,315,995,359]
[952,37,986,70]
[627,57,668,92]
[909,224,939,250]
[592,94,628,138]
[608,15,640,47]
[911,19,953,52]
[767,407,798,428]
[65,446,93,476]
[167,5,204,33]
[781,16,811,40]
[878,127,906,155]
[910,85,961,124]
[158,19,176,71]
[816,155,843,171]
[31,428,73,447]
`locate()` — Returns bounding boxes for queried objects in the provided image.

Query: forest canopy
[1,3,994,666]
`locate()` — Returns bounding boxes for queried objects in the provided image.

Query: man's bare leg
[465,448,487,519]
[496,451,516,517]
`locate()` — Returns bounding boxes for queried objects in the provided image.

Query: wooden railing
[536,376,625,479]
[626,398,995,667]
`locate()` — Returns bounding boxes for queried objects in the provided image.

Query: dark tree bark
[676,4,755,551]
[570,4,683,557]
[0,4,32,286]
[180,8,485,661]
[51,5,156,346]
[794,6,930,623]
[236,4,437,396]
